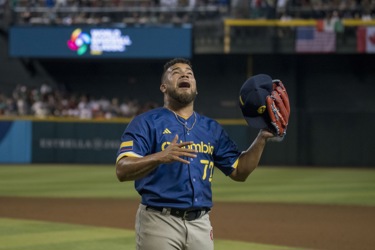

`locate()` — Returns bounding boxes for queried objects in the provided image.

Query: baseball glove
[265,80,290,141]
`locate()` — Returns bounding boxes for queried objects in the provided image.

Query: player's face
[163,63,197,104]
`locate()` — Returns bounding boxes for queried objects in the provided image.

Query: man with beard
[115,58,275,250]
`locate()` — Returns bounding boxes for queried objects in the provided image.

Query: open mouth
[178,81,191,88]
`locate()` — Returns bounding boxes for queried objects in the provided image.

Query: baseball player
[115,58,289,250]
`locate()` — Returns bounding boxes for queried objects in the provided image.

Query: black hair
[161,58,192,82]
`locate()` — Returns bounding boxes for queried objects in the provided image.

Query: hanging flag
[357,26,375,53]
[295,27,336,53]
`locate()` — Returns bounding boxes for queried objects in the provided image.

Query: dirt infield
[1,197,375,250]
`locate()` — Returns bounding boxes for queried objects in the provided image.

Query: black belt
[146,206,210,221]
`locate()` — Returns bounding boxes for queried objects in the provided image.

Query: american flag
[295,27,336,53]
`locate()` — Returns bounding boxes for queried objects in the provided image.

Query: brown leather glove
[266,80,290,141]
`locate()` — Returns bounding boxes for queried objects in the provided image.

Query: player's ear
[160,83,166,93]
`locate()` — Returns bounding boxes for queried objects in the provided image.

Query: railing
[12,5,224,13]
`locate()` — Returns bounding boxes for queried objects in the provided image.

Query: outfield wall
[0,119,292,165]
[0,120,32,163]
[0,118,373,166]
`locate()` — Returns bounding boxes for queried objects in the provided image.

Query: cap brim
[243,115,269,129]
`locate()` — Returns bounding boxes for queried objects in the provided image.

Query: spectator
[77,94,93,119]
[55,0,67,8]
[0,93,6,115]
[45,0,55,8]
[31,96,49,118]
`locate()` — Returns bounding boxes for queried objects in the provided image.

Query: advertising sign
[9,25,192,58]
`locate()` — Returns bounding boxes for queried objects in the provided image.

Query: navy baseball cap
[239,74,273,128]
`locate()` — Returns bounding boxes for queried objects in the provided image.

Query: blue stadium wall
[0,114,374,166]
[0,119,265,165]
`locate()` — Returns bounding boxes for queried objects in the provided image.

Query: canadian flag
[357,27,375,53]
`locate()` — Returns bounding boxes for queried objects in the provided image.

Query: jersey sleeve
[116,115,153,163]
[213,126,242,176]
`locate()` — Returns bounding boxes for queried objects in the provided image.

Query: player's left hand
[259,129,275,140]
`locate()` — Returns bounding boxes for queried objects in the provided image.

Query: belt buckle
[182,210,191,220]
[182,209,202,221]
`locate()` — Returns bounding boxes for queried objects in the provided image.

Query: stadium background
[1,1,375,250]
[1,29,375,165]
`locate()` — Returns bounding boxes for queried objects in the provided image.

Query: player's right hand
[158,134,197,164]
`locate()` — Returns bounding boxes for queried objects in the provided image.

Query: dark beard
[169,89,197,105]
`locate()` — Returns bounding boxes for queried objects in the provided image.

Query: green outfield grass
[0,165,374,206]
[0,218,300,250]
[0,218,135,250]
[1,165,375,250]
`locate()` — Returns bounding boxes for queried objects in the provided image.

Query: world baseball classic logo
[67,28,91,55]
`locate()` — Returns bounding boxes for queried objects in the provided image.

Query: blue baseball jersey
[116,107,241,209]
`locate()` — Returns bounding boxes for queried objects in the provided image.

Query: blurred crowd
[0,0,373,27]
[0,84,160,119]
[231,0,375,20]
[3,0,229,26]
